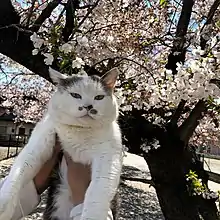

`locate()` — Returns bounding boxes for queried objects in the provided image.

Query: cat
[0,67,123,220]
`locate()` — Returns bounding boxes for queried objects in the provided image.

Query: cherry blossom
[30,32,44,49]
[0,0,220,150]
[72,57,85,69]
[59,43,73,54]
[43,53,54,65]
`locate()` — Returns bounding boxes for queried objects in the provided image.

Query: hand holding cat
[64,152,91,206]
[33,138,91,204]
[33,135,62,195]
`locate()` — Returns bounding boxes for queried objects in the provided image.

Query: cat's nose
[83,105,93,111]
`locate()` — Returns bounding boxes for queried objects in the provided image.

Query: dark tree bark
[120,111,219,220]
[200,0,220,50]
[179,100,207,145]
[0,1,51,82]
[165,0,194,74]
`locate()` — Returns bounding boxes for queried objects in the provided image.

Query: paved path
[0,153,219,219]
[204,158,220,174]
[124,153,220,192]
[0,154,164,220]
[204,158,220,192]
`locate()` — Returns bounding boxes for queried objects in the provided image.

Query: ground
[0,146,22,160]
[204,157,220,192]
[0,152,219,219]
[0,152,164,220]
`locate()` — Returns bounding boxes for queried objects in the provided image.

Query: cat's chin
[78,114,95,120]
[75,116,100,127]
[79,116,94,121]
[54,115,100,128]
[51,111,115,128]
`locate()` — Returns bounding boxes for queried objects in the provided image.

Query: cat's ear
[49,67,67,85]
[101,67,119,90]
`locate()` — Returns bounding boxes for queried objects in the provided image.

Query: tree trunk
[144,138,219,220]
[144,142,199,219]
[121,112,219,220]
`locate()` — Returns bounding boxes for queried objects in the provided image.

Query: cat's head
[48,67,119,128]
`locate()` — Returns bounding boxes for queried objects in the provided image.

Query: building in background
[0,107,34,147]
[197,144,220,157]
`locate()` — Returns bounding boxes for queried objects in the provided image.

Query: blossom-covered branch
[31,0,60,32]
[200,0,220,49]
[179,100,207,144]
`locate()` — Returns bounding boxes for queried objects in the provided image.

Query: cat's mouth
[80,113,94,120]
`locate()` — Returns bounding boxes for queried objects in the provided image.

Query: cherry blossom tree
[0,0,220,219]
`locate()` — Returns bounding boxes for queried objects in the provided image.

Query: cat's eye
[94,95,105,100]
[70,93,82,99]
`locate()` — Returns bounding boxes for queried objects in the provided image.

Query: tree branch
[205,0,220,24]
[165,0,194,74]
[26,0,36,28]
[210,78,220,88]
[117,57,157,83]
[175,0,194,39]
[62,0,79,42]
[0,0,20,27]
[31,0,60,32]
[0,1,51,82]
[178,100,207,145]
[77,0,100,29]
[169,100,187,128]
[200,0,220,50]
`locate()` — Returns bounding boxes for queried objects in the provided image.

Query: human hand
[33,136,61,195]
[64,152,91,206]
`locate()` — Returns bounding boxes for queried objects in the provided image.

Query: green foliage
[207,96,220,114]
[216,20,220,28]
[186,170,207,196]
[186,170,219,202]
[159,0,168,7]
[46,25,78,74]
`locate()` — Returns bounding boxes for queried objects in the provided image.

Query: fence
[197,152,220,185]
[0,134,30,160]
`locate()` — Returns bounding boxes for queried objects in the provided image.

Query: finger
[53,134,62,155]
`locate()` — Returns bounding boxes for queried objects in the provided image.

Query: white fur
[0,68,123,220]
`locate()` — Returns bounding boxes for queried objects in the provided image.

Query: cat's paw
[0,194,17,220]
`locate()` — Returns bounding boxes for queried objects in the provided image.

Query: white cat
[0,67,123,220]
